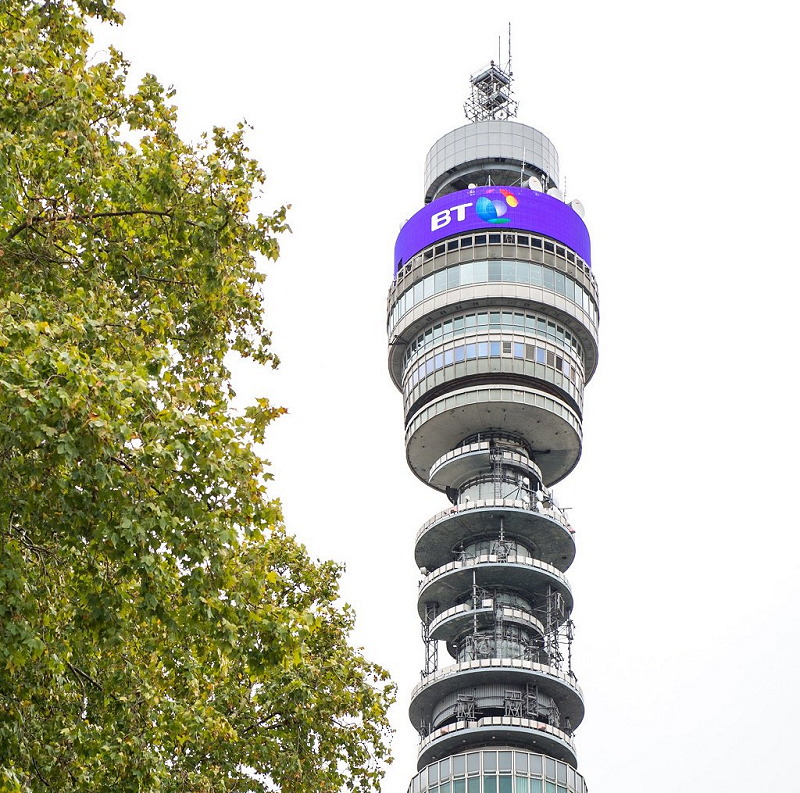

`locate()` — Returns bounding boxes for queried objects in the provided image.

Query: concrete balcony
[409,658,584,739]
[417,555,572,620]
[427,603,546,647]
[415,500,576,573]
[416,715,577,770]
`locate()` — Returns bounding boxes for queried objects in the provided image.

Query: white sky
[93,2,800,791]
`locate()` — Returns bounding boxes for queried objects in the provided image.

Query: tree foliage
[0,2,394,791]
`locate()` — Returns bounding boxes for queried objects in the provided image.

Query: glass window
[530,781,542,793]
[448,266,461,289]
[477,312,488,326]
[467,753,480,774]
[453,755,466,776]
[455,346,465,362]
[434,353,444,369]
[489,311,501,326]
[441,784,452,793]
[515,778,529,793]
[447,240,458,251]
[484,777,498,793]
[489,234,501,243]
[546,783,556,793]
[477,342,489,357]
[545,758,556,780]
[514,342,524,358]
[490,341,501,356]
[489,261,502,281]
[499,752,512,773]
[474,260,488,282]
[530,756,542,776]
[502,260,516,282]
[499,778,513,793]
[429,765,439,784]
[543,268,555,290]
[440,759,451,779]
[556,765,566,785]
[454,781,466,793]
[423,274,434,299]
[484,753,497,772]
[435,270,447,294]
[444,349,454,366]
[461,262,474,285]
[454,316,465,332]
[465,314,476,330]
[461,237,473,247]
[466,343,476,359]
[515,753,529,774]
[474,234,487,244]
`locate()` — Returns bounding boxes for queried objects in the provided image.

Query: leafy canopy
[0,2,394,791]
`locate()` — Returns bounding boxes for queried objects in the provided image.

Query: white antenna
[520,146,526,187]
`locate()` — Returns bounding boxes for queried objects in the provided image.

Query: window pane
[484,752,497,772]
[468,778,481,793]
[484,777,498,793]
[499,752,513,773]
[467,753,480,773]
[500,778,513,793]
[515,778,529,793]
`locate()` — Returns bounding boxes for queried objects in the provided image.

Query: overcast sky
[93,2,800,791]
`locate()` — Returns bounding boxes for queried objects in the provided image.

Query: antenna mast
[464,28,518,122]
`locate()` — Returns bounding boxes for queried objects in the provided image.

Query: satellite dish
[527,175,543,192]
[468,183,478,189]
[547,187,563,201]
[570,199,585,218]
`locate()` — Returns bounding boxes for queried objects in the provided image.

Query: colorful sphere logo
[475,189,519,224]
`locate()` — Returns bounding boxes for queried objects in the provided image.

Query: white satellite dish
[547,187,563,201]
[569,198,585,218]
[527,175,543,192]
[468,183,477,189]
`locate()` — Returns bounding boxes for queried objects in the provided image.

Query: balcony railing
[416,497,574,544]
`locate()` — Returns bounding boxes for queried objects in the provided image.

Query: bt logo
[429,189,519,231]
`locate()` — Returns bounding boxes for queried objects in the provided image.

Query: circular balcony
[405,384,582,488]
[409,658,584,736]
[416,716,577,770]
[429,440,544,490]
[428,603,546,652]
[418,556,573,619]
[415,500,576,573]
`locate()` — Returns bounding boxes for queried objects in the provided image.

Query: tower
[387,60,599,793]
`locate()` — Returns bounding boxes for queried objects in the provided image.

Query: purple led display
[394,185,591,275]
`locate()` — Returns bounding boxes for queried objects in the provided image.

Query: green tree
[0,2,394,791]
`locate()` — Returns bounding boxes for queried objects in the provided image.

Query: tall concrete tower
[387,60,599,793]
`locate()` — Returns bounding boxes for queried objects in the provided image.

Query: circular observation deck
[427,603,546,654]
[417,717,577,770]
[406,384,582,489]
[417,557,573,621]
[429,441,544,490]
[415,500,576,573]
[409,659,585,736]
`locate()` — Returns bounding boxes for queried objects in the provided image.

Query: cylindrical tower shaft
[388,62,598,793]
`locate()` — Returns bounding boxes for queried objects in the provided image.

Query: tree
[0,2,394,791]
